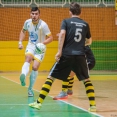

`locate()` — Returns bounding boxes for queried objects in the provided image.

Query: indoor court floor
[0,71,117,117]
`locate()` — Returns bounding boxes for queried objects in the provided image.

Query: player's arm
[85,23,92,46]
[55,29,66,61]
[42,23,53,45]
[18,29,26,49]
[55,20,66,61]
[43,33,53,45]
[85,38,92,46]
[19,20,28,49]
[58,30,65,54]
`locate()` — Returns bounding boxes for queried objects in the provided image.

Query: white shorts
[25,43,45,62]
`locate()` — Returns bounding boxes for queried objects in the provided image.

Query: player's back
[62,17,91,56]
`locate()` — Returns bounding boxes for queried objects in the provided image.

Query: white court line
[1,75,103,117]
[0,104,27,105]
[53,99,104,117]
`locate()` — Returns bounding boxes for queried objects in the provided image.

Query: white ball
[35,43,46,54]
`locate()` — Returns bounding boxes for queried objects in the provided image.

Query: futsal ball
[35,43,46,54]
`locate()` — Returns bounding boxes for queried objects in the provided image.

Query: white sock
[21,62,30,76]
[28,70,38,90]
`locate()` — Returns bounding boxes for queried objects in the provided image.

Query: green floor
[0,76,102,117]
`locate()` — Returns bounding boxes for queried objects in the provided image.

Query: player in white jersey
[18,7,53,97]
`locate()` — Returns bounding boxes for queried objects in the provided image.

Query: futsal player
[53,45,95,100]
[29,2,96,112]
[18,7,53,97]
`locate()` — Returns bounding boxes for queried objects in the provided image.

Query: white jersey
[23,19,51,62]
[23,19,51,45]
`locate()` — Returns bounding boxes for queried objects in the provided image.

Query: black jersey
[61,17,91,55]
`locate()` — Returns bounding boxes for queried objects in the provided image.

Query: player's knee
[47,76,55,81]
[82,78,90,83]
[69,71,75,78]
[25,55,33,63]
[32,66,38,71]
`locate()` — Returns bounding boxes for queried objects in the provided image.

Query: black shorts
[49,55,89,81]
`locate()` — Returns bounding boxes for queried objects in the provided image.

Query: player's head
[30,7,40,23]
[69,2,81,16]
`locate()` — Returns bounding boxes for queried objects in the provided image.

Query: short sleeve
[23,21,28,31]
[42,23,51,36]
[60,19,67,30]
[86,23,91,39]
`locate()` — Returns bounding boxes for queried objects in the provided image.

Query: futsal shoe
[88,106,96,112]
[29,102,42,110]
[67,89,73,95]
[28,89,34,97]
[53,91,68,100]
[20,74,26,86]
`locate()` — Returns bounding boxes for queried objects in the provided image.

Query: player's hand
[56,33,60,37]
[55,52,61,62]
[18,44,23,50]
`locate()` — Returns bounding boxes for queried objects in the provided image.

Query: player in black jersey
[29,2,96,112]
[53,44,95,100]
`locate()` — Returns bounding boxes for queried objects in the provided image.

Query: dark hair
[69,2,81,15]
[31,7,40,13]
